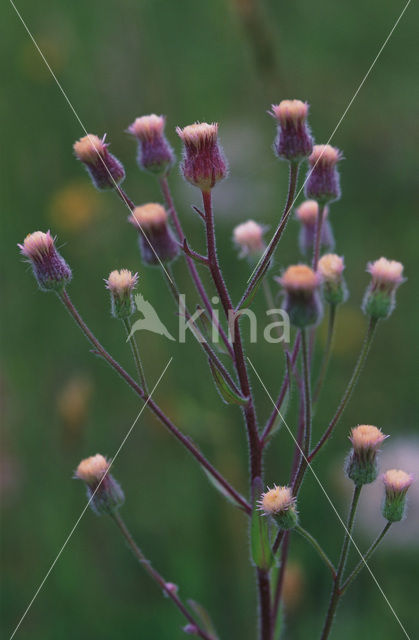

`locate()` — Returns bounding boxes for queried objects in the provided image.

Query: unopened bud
[345,425,388,486]
[295,200,334,255]
[276,265,322,328]
[75,454,124,515]
[176,122,227,191]
[105,269,138,318]
[233,220,266,260]
[128,203,179,266]
[318,254,347,305]
[305,145,342,205]
[127,114,174,175]
[258,485,298,530]
[382,469,413,522]
[73,134,125,190]
[19,230,72,292]
[183,624,199,636]
[270,100,313,163]
[362,257,405,320]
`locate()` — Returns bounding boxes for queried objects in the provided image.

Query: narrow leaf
[208,359,248,406]
[202,468,238,507]
[187,600,219,640]
[239,260,271,310]
[250,480,274,570]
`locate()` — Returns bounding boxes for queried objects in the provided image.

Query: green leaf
[208,359,248,406]
[202,468,239,507]
[250,480,274,570]
[239,260,271,310]
[187,600,219,640]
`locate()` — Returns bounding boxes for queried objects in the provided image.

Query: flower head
[345,425,388,486]
[127,114,174,175]
[73,134,125,190]
[176,122,227,190]
[363,258,405,319]
[270,100,313,162]
[318,254,347,305]
[382,469,413,522]
[258,485,298,529]
[279,264,321,294]
[19,230,72,292]
[295,200,334,255]
[128,204,179,266]
[75,454,124,515]
[105,269,138,318]
[305,144,342,204]
[233,220,266,259]
[276,265,322,328]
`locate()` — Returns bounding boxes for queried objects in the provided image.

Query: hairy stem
[340,522,392,594]
[257,568,272,640]
[312,204,325,270]
[313,304,336,404]
[271,531,290,630]
[295,525,336,577]
[122,317,148,393]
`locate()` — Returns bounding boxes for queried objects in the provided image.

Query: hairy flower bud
[362,258,405,320]
[258,485,298,530]
[233,220,266,260]
[75,454,124,515]
[127,114,174,175]
[345,425,388,486]
[128,203,179,266]
[105,269,138,319]
[276,265,322,328]
[176,122,227,191]
[270,100,313,163]
[305,145,342,204]
[295,200,334,255]
[382,469,413,522]
[19,230,72,292]
[73,134,125,190]
[318,254,348,305]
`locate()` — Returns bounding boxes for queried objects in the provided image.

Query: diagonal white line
[247,0,411,283]
[9,358,173,640]
[247,357,411,639]
[9,0,174,283]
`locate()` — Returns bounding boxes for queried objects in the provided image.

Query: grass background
[2,0,418,638]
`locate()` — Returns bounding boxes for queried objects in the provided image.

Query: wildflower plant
[19,100,413,640]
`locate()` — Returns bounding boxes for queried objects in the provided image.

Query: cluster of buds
[73,134,125,190]
[19,230,72,292]
[305,145,342,205]
[362,257,405,320]
[295,200,334,255]
[128,203,179,266]
[105,269,138,319]
[381,469,413,522]
[75,454,124,515]
[176,122,227,191]
[258,485,298,530]
[277,264,322,328]
[270,100,313,163]
[233,220,266,260]
[345,425,388,486]
[127,114,174,176]
[318,254,348,306]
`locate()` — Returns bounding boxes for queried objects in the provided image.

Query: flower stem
[309,317,378,462]
[312,204,325,270]
[271,531,290,630]
[257,568,272,640]
[111,511,214,640]
[340,522,392,594]
[290,329,312,495]
[320,485,362,640]
[294,525,336,577]
[313,304,336,404]
[122,317,148,393]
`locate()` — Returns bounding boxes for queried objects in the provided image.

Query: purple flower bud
[362,257,405,319]
[128,114,175,175]
[128,203,179,266]
[276,264,323,328]
[18,230,72,292]
[176,122,228,191]
[305,145,342,204]
[270,100,313,163]
[75,454,125,516]
[73,134,125,190]
[295,200,334,256]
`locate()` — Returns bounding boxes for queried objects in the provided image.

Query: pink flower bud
[345,425,388,486]
[276,265,322,327]
[75,454,124,515]
[105,269,138,318]
[233,220,266,259]
[73,134,125,190]
[318,254,347,305]
[176,122,227,191]
[128,114,174,175]
[19,230,72,292]
[305,145,342,204]
[258,485,298,529]
[295,200,334,255]
[363,257,405,319]
[270,100,313,162]
[382,469,413,522]
[128,203,179,266]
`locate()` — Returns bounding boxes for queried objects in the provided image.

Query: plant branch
[312,204,325,270]
[295,525,336,577]
[257,568,272,640]
[340,522,392,594]
[122,317,148,393]
[313,304,336,404]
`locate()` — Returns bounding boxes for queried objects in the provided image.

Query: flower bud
[176,122,227,191]
[18,230,72,292]
[305,145,342,204]
[75,454,124,515]
[382,469,413,522]
[73,134,125,190]
[233,220,266,260]
[362,258,405,320]
[270,100,313,163]
[276,265,322,328]
[128,203,179,266]
[127,114,174,175]
[295,200,334,255]
[105,269,138,319]
[345,425,388,486]
[258,485,298,530]
[318,254,348,305]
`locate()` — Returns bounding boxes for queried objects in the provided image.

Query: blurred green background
[2,0,418,638]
